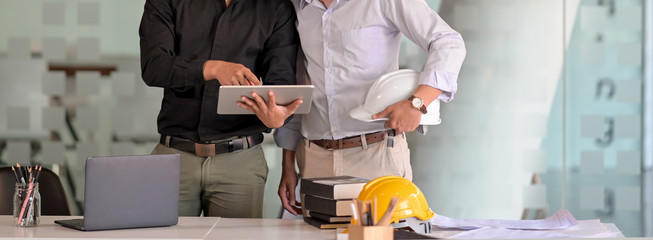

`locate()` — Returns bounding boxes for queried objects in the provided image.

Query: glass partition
[0,0,648,236]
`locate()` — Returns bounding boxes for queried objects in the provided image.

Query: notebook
[55,154,180,231]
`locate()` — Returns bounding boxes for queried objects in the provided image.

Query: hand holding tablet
[217,85,314,115]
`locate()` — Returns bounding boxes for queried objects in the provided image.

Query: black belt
[160,134,264,157]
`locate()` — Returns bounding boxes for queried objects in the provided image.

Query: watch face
[411,97,423,108]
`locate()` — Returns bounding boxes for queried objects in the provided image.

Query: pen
[16,163,26,185]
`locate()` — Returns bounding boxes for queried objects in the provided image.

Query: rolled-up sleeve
[382,0,466,102]
[273,116,302,151]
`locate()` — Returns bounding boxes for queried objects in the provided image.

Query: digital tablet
[217,85,314,115]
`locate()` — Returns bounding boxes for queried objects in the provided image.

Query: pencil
[11,166,20,183]
[34,166,42,183]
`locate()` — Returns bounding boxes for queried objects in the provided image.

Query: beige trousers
[296,133,412,181]
[152,143,268,217]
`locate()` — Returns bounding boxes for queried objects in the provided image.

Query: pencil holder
[13,183,40,227]
[348,224,393,240]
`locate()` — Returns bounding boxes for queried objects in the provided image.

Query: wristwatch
[408,95,427,114]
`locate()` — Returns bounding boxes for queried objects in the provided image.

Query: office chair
[0,166,72,215]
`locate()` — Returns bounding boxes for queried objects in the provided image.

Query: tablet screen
[217,85,314,115]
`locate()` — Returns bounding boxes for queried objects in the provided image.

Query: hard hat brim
[350,106,384,122]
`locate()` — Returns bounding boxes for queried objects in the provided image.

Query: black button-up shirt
[139,0,298,142]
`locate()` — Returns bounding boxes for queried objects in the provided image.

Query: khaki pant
[297,133,412,181]
[152,143,268,217]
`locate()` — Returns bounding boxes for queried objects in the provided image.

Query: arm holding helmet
[371,0,466,132]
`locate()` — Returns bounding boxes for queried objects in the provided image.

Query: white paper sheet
[447,226,620,239]
[430,209,579,230]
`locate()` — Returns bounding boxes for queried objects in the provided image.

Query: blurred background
[0,0,650,237]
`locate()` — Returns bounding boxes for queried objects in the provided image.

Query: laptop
[217,85,314,115]
[55,154,180,231]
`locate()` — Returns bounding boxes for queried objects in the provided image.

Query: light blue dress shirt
[274,0,466,150]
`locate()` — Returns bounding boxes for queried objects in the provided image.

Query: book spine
[304,195,337,216]
[300,179,334,199]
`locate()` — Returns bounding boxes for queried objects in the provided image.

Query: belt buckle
[195,143,216,157]
[316,140,333,151]
[230,138,244,152]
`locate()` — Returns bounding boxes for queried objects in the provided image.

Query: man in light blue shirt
[256,0,465,215]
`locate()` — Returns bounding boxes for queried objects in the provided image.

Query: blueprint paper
[446,226,619,239]
[430,209,579,230]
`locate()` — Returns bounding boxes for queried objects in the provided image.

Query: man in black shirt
[139,0,300,217]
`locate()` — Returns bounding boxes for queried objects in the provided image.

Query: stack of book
[300,176,369,229]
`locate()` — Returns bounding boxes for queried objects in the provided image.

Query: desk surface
[0,216,625,239]
[0,216,335,240]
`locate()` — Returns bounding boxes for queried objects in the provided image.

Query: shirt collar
[299,0,349,11]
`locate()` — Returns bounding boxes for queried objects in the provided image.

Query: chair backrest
[0,166,71,215]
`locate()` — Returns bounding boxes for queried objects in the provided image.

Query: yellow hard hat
[357,175,434,224]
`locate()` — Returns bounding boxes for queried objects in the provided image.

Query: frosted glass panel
[580,115,604,138]
[42,107,65,130]
[78,2,100,25]
[487,7,515,31]
[7,107,30,130]
[77,37,100,60]
[111,72,136,96]
[40,141,66,165]
[42,37,66,61]
[8,37,30,60]
[616,7,642,31]
[7,141,31,165]
[111,142,135,156]
[615,115,641,139]
[579,186,604,210]
[75,142,99,201]
[615,187,640,211]
[112,107,134,132]
[580,42,604,66]
[75,72,100,96]
[42,1,65,25]
[617,43,642,66]
[42,72,66,96]
[453,6,480,30]
[76,107,99,130]
[580,6,607,31]
[76,143,99,163]
[580,151,604,174]
[522,185,546,209]
[616,151,641,175]
[616,80,642,103]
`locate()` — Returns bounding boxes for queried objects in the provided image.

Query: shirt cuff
[418,70,458,103]
[273,117,302,151]
[188,59,207,85]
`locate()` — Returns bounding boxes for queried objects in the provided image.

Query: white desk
[0,216,625,239]
[0,216,335,240]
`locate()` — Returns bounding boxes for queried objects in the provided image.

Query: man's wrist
[407,95,427,114]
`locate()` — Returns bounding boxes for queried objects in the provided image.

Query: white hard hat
[350,69,441,125]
